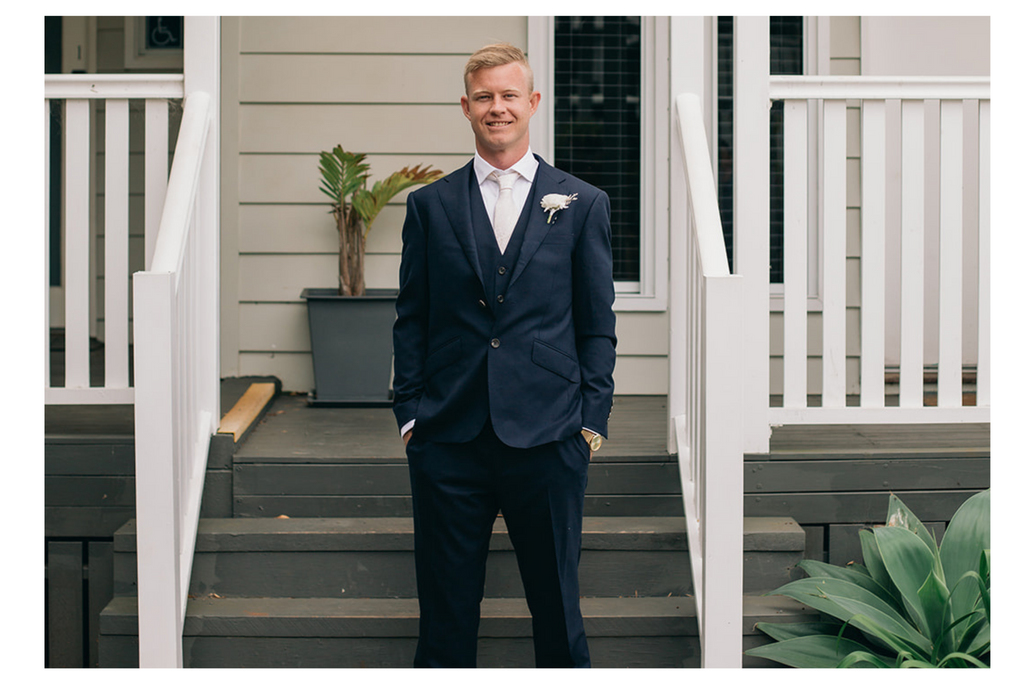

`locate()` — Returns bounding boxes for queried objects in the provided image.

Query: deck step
[110,516,803,600]
[99,594,813,667]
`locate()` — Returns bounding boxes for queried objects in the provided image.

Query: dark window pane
[554,16,642,282]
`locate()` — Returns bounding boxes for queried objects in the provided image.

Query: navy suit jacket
[392,155,616,449]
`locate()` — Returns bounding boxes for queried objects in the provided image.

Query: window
[553,17,642,284]
[718,16,804,283]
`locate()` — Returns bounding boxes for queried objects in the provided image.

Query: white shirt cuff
[400,420,415,437]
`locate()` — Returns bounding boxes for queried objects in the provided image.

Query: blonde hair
[463,43,534,94]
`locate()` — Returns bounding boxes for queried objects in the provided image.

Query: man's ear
[529,91,541,116]
[460,95,471,119]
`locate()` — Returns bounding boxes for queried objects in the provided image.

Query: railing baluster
[104,99,131,389]
[45,99,52,389]
[900,100,926,408]
[938,100,964,407]
[822,99,847,407]
[65,99,91,389]
[977,100,990,406]
[783,99,808,407]
[145,99,169,271]
[860,100,887,408]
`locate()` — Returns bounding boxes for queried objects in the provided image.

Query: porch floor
[228,390,989,462]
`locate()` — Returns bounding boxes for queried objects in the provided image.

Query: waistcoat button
[490,338,500,348]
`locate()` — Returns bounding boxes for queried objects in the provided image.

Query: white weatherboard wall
[221,16,668,395]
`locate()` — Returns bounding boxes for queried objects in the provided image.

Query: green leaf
[939,490,990,632]
[746,635,887,668]
[886,492,941,563]
[860,529,899,604]
[756,620,843,642]
[916,569,953,657]
[798,559,903,612]
[873,526,940,638]
[936,652,989,668]
[837,650,898,668]
[770,577,930,653]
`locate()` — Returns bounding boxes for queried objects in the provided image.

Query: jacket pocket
[532,339,580,383]
[424,336,462,379]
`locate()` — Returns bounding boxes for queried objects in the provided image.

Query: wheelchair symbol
[149,18,177,48]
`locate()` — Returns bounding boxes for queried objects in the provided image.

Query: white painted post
[783,99,808,408]
[938,100,964,407]
[668,16,709,452]
[976,101,990,407]
[133,271,184,668]
[185,15,221,434]
[861,100,887,408]
[733,16,771,454]
[45,99,51,388]
[822,100,847,407]
[65,99,91,389]
[104,98,131,389]
[901,101,926,407]
[701,274,744,668]
[145,99,169,271]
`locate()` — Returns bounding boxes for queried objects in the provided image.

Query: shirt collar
[473,148,538,186]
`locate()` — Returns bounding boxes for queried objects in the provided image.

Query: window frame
[529,16,669,312]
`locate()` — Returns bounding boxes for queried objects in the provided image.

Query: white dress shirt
[473,148,538,235]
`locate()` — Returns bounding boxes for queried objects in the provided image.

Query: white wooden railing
[669,93,745,667]
[44,75,184,403]
[767,76,990,425]
[132,88,217,668]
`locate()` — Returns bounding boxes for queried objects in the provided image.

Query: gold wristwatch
[582,430,603,452]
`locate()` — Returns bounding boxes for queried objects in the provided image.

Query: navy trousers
[405,421,591,667]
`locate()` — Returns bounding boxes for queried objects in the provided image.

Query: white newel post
[668,16,710,451]
[185,16,221,435]
[733,17,771,453]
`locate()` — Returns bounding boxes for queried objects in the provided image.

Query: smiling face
[461,61,540,169]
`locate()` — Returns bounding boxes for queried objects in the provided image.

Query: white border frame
[529,16,669,312]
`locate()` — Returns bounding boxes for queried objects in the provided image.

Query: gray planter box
[301,288,397,407]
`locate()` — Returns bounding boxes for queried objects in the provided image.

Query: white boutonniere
[540,193,579,224]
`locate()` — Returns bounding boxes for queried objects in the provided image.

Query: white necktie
[491,170,518,254]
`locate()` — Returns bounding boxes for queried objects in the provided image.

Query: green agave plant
[318,144,442,296]
[747,489,990,668]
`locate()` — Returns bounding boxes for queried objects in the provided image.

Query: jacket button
[496,295,504,304]
[498,266,507,275]
[478,299,487,309]
[490,338,500,348]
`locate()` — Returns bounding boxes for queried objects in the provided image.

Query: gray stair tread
[102,595,812,638]
[113,516,803,553]
[234,394,670,464]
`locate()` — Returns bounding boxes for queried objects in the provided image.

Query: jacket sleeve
[572,190,617,437]
[392,192,429,430]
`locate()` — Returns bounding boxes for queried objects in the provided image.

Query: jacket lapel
[509,156,566,289]
[436,160,485,289]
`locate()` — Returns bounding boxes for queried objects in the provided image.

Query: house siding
[223,16,667,395]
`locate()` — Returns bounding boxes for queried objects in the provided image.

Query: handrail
[132,89,215,667]
[768,75,990,101]
[670,93,744,667]
[44,73,184,99]
[675,95,730,278]
[150,91,210,274]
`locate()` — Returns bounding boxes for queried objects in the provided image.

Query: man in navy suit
[392,43,616,668]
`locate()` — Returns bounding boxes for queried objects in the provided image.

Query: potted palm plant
[301,145,442,406]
